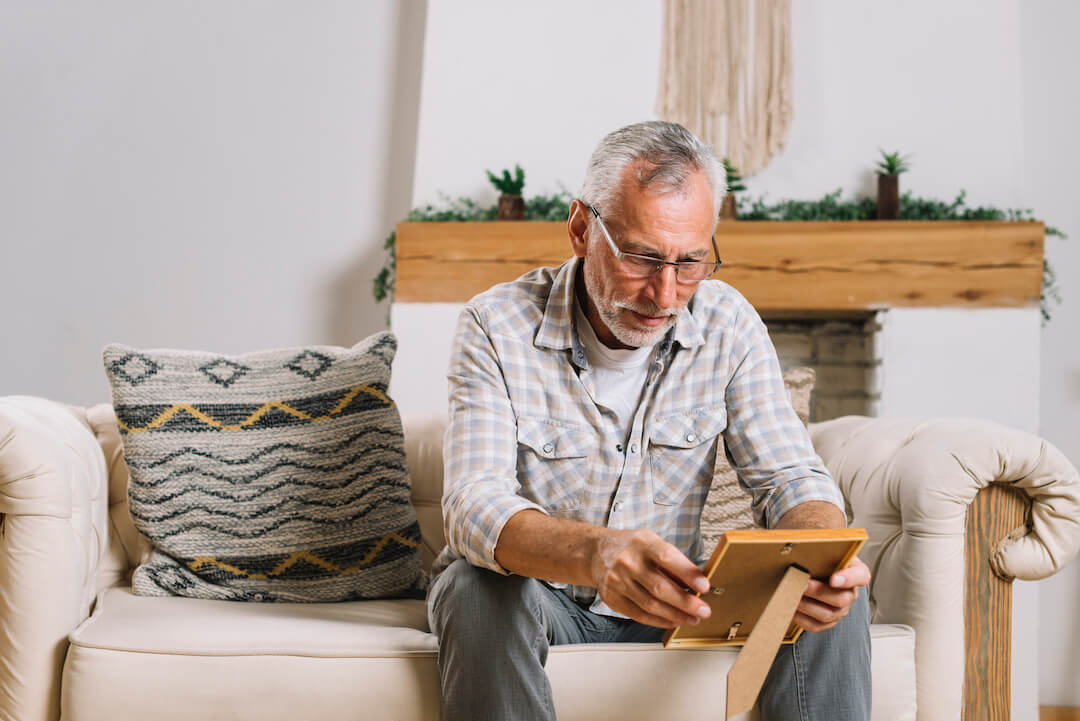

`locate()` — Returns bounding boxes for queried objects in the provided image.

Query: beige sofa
[1,395,1078,721]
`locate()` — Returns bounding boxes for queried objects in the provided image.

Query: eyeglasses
[585,203,722,283]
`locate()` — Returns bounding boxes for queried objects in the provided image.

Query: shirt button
[542,442,554,454]
[616,444,623,453]
[630,443,639,454]
[612,501,622,512]
[686,433,696,442]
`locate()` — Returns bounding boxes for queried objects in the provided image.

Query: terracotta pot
[877,174,900,220]
[719,194,738,220]
[497,195,525,220]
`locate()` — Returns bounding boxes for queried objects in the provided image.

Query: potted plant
[876,149,910,220]
[720,158,747,220]
[486,164,526,220]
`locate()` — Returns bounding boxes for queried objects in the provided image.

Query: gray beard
[583,258,676,348]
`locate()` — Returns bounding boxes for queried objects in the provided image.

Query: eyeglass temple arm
[711,236,722,267]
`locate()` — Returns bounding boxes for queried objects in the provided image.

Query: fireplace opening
[763,311,883,422]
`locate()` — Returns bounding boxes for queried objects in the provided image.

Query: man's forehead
[606,182,715,253]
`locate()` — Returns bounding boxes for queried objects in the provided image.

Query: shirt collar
[534,258,580,357]
[672,299,705,349]
[533,257,706,364]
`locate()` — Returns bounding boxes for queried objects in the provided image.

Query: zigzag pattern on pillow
[104,332,425,603]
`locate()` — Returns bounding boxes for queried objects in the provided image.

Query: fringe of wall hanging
[657,0,792,177]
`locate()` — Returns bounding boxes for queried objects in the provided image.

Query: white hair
[579,121,726,223]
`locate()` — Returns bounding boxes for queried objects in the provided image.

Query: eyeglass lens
[621,255,715,281]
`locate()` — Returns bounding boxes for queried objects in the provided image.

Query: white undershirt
[573,303,655,442]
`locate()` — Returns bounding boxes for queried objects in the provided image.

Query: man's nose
[647,264,678,309]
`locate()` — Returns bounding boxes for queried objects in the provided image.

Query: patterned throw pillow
[102,332,425,602]
[699,367,816,550]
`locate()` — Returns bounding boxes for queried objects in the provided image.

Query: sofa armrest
[810,416,1080,721]
[0,397,113,721]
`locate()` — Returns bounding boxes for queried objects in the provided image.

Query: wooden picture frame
[663,528,868,649]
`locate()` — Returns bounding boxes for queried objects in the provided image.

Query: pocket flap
[516,416,590,459]
[649,408,727,449]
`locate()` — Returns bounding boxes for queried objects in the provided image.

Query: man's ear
[567,199,590,259]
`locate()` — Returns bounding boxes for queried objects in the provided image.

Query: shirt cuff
[762,479,847,529]
[454,492,551,576]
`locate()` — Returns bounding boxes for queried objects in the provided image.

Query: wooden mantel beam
[394,220,1044,310]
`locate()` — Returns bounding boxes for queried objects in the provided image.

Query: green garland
[372,192,574,304]
[373,189,1064,322]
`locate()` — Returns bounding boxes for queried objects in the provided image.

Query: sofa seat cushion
[63,587,916,721]
[63,587,443,721]
[70,587,435,657]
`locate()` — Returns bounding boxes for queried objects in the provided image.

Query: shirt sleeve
[722,303,847,528]
[440,305,549,575]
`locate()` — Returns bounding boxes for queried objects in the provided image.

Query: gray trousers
[428,559,871,721]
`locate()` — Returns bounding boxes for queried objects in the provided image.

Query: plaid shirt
[433,257,844,615]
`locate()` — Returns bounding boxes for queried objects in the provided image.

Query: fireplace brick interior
[764,313,882,422]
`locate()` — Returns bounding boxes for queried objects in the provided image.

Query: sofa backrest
[401,414,448,572]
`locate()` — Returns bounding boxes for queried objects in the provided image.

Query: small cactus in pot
[487,164,526,220]
[875,149,911,220]
[719,158,746,220]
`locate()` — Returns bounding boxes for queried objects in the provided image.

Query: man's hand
[495,511,711,628]
[794,555,871,633]
[590,528,712,629]
[774,501,871,633]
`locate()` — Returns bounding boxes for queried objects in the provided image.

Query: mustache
[614,300,679,318]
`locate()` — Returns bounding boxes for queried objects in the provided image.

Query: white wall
[877,308,1042,432]
[1020,2,1080,708]
[402,1,1072,716]
[753,1,1025,207]
[410,0,664,208]
[0,0,427,406]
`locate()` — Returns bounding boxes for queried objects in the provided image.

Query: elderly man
[427,121,872,721]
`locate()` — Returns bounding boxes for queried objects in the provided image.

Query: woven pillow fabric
[700,367,816,550]
[102,332,424,602]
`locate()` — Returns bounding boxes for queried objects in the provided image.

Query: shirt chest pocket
[647,409,727,506]
[516,416,591,512]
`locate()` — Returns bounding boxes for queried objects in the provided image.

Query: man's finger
[793,610,838,634]
[650,543,710,595]
[627,579,705,627]
[599,560,703,627]
[794,557,869,634]
[617,596,684,630]
[829,556,871,589]
[803,579,857,609]
[640,568,711,620]
[796,595,848,627]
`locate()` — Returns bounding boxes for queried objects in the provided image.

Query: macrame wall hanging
[657,0,793,177]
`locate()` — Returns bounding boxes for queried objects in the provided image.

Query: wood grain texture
[1041,707,1080,721]
[393,220,1044,308]
[964,484,1030,721]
